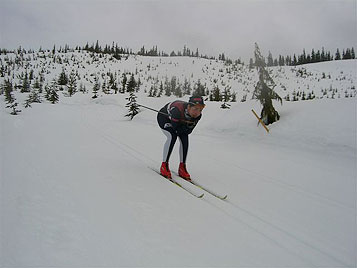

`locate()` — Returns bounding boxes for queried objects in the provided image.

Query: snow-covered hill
[0,52,356,267]
[1,50,356,103]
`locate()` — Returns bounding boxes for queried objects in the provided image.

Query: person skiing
[157,96,205,181]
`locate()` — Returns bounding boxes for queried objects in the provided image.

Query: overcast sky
[1,0,356,62]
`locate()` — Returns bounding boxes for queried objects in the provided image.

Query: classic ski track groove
[80,110,349,266]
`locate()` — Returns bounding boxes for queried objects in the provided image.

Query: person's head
[187,96,205,118]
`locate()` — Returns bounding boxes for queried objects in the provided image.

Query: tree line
[250,47,355,68]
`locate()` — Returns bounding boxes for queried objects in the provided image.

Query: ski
[174,173,227,200]
[150,168,204,198]
[189,180,227,200]
[168,178,204,199]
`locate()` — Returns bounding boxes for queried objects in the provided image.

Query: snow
[1,54,356,267]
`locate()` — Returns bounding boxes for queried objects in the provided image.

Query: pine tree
[4,80,21,115]
[126,74,136,93]
[24,89,42,108]
[164,76,171,96]
[192,80,206,97]
[222,85,232,102]
[157,81,164,97]
[121,73,127,93]
[109,72,118,93]
[252,43,282,125]
[48,89,59,104]
[335,49,341,60]
[125,91,139,120]
[46,79,59,104]
[183,78,191,95]
[102,79,110,94]
[58,68,68,85]
[148,85,155,97]
[221,85,232,109]
[267,51,274,67]
[211,85,221,101]
[249,58,254,70]
[92,77,100,99]
[67,71,77,96]
[20,72,30,93]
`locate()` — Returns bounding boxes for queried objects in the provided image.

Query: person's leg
[161,128,178,163]
[178,134,189,163]
[178,134,191,180]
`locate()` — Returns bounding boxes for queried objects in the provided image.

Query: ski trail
[79,108,157,169]
[201,198,316,267]
[83,117,349,266]
[78,105,353,267]
[195,132,354,210]
[223,200,350,267]
[216,155,355,210]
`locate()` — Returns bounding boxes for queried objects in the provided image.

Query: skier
[157,96,205,181]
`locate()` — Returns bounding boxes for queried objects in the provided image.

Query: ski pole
[137,104,160,113]
[137,103,195,125]
[252,109,269,133]
[136,104,168,117]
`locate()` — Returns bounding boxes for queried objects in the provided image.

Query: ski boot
[160,162,172,179]
[178,162,191,181]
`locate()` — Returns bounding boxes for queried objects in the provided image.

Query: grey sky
[1,0,356,62]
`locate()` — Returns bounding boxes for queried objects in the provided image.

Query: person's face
[187,105,204,118]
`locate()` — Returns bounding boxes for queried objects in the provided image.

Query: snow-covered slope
[1,50,356,102]
[0,53,356,267]
[1,92,356,266]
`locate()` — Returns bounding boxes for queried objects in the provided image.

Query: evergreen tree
[121,73,127,93]
[267,51,274,67]
[211,85,221,101]
[125,91,139,120]
[109,72,118,93]
[164,77,171,96]
[335,48,341,60]
[343,48,352,59]
[192,80,206,97]
[24,89,42,108]
[221,85,232,109]
[46,79,59,104]
[249,58,254,70]
[92,77,100,99]
[231,92,237,102]
[58,68,68,85]
[222,85,232,103]
[67,71,77,96]
[33,77,42,92]
[20,72,30,93]
[4,79,21,115]
[252,43,282,125]
[157,81,164,97]
[182,78,191,95]
[148,85,156,97]
[102,79,110,94]
[126,74,136,92]
[29,69,34,80]
[49,88,59,104]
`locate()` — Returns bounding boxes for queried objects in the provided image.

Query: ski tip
[198,193,204,198]
[221,195,228,200]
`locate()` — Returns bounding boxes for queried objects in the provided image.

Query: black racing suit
[157,101,201,163]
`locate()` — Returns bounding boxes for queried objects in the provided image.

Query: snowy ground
[1,91,356,267]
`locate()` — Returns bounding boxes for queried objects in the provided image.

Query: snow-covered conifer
[125,91,139,120]
[4,80,21,115]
